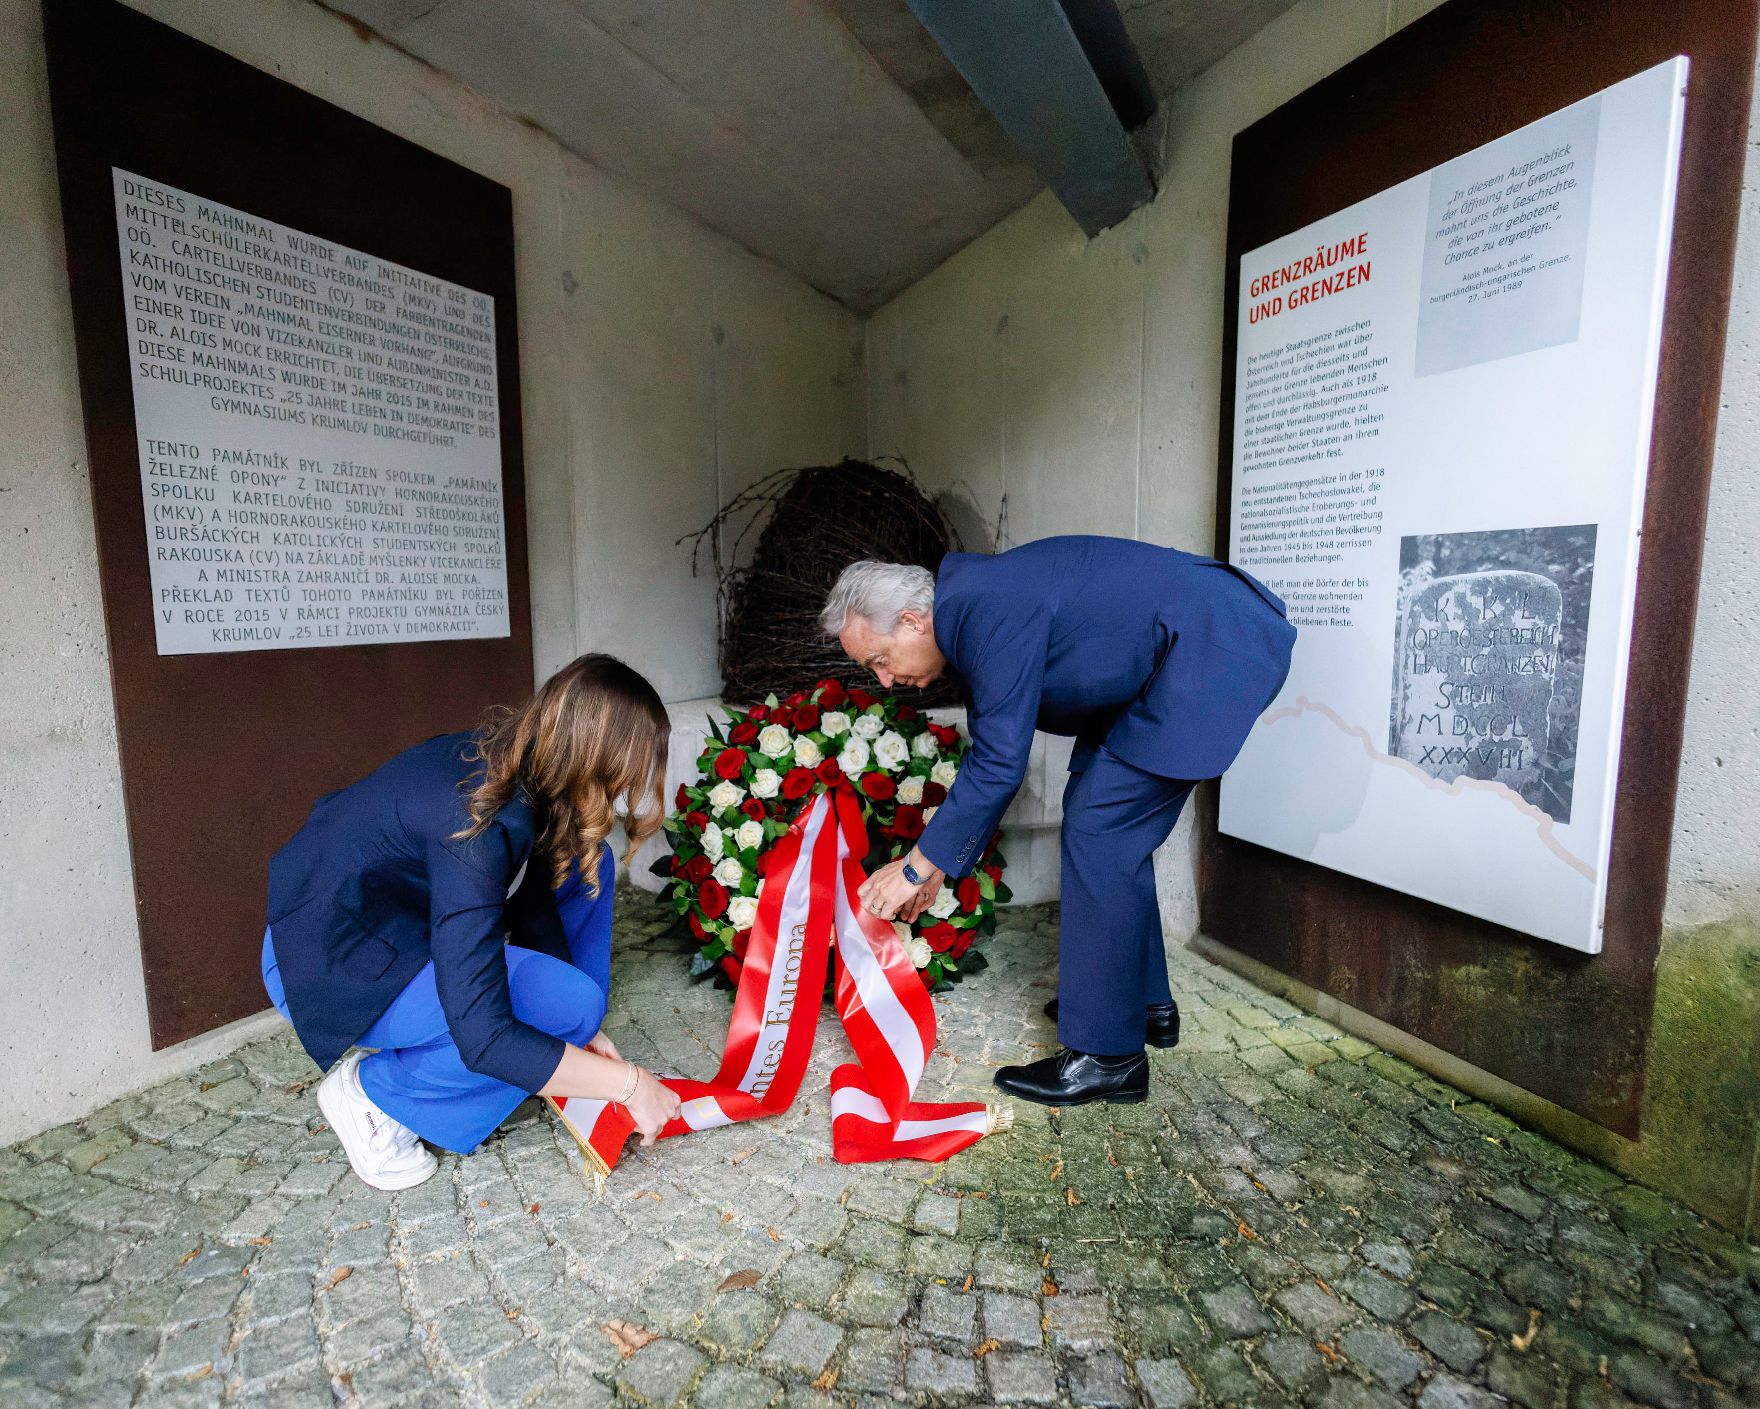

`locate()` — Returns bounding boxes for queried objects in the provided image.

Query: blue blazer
[917,537,1296,877]
[267,732,572,1092]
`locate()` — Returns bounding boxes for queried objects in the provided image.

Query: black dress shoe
[993,1047,1149,1106]
[1043,998,1181,1050]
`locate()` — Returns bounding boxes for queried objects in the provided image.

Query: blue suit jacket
[267,732,572,1091]
[917,537,1295,877]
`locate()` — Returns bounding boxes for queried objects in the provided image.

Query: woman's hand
[586,1030,621,1062]
[626,1066,682,1145]
[858,851,942,923]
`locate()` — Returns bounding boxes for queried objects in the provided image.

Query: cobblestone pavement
[4,894,1759,1409]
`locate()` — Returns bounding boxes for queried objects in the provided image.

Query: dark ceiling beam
[902,0,1156,236]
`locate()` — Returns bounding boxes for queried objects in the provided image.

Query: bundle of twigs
[680,458,962,707]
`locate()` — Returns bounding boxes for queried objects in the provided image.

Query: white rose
[735,820,764,852]
[852,712,884,740]
[749,768,781,799]
[820,711,851,738]
[708,779,744,813]
[713,858,744,888]
[793,736,822,768]
[837,737,871,776]
[728,895,760,931]
[904,935,933,969]
[896,775,925,806]
[701,823,725,862]
[922,806,939,824]
[912,732,940,759]
[927,884,958,919]
[930,759,959,788]
[757,723,792,758]
[892,920,914,946]
[873,731,908,771]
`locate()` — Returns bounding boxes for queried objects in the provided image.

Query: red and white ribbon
[550,790,1008,1181]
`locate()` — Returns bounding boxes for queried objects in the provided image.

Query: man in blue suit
[823,537,1294,1105]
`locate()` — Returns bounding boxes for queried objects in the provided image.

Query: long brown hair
[456,654,669,894]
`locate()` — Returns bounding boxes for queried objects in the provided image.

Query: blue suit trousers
[263,851,615,1153]
[1054,747,1196,1057]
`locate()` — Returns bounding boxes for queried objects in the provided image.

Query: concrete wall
[0,0,861,1145]
[864,0,1760,1233]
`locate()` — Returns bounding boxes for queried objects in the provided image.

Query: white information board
[114,169,510,654]
[1219,59,1688,952]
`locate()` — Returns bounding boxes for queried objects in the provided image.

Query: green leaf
[716,923,736,944]
[994,883,1014,905]
[963,950,989,973]
[976,871,996,901]
[765,692,779,708]
[672,894,690,914]
[705,712,726,744]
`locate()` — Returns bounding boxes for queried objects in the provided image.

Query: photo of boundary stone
[1388,524,1597,822]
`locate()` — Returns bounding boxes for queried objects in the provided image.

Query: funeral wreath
[660,678,1011,991]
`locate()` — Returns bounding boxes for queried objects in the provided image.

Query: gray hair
[819,560,935,637]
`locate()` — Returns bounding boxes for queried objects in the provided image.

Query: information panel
[1219,59,1688,952]
[114,168,509,654]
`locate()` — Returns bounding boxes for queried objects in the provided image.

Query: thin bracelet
[615,1060,639,1106]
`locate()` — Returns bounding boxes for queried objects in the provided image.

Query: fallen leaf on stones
[1041,1277,1059,1297]
[1107,1150,1119,1166]
[767,1226,781,1242]
[186,1364,213,1380]
[601,1319,657,1359]
[730,1148,756,1166]
[320,1266,353,1293]
[478,1199,489,1208]
[1315,1341,1341,1364]
[974,1338,1000,1358]
[722,1212,735,1224]
[962,1274,974,1292]
[1046,1158,1063,1181]
[1313,1276,1333,1295]
[633,1190,663,1203]
[1236,1221,1257,1240]
[176,1247,202,1267]
[352,1222,369,1231]
[199,1082,217,1093]
[718,1270,762,1292]
[811,1367,839,1391]
[1040,1249,1052,1268]
[1064,1187,1082,1207]
[506,1307,522,1320]
[1512,1308,1541,1351]
[248,1236,272,1246]
[285,1080,312,1095]
[528,1203,540,1215]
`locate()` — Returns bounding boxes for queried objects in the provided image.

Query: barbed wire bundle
[679,457,963,707]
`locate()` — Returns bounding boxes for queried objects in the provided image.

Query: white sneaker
[316,1051,438,1191]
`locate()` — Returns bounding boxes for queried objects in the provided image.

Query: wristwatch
[902,859,926,885]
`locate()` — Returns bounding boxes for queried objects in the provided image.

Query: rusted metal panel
[43,0,535,1048]
[1207,0,1758,1137]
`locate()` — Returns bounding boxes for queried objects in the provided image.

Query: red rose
[729,722,759,745]
[786,691,806,707]
[950,930,976,960]
[732,927,751,958]
[923,920,959,954]
[956,876,982,913]
[782,767,815,800]
[688,911,707,941]
[815,759,843,784]
[719,955,743,984]
[891,804,925,840]
[929,723,958,748]
[768,706,793,731]
[683,854,712,884]
[922,782,948,806]
[685,810,708,833]
[848,688,876,711]
[793,704,821,731]
[816,679,847,709]
[755,849,774,878]
[985,863,1003,885]
[747,705,768,722]
[698,877,729,919]
[740,798,766,822]
[897,706,919,721]
[714,747,748,781]
[860,772,896,802]
[675,784,689,810]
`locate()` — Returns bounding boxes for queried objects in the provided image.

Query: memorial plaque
[1395,570,1562,799]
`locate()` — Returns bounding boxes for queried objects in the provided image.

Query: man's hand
[858,850,942,922]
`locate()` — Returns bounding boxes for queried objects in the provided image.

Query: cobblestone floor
[3,893,1758,1409]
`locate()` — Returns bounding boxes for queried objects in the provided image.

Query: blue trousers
[1054,747,1196,1057]
[263,850,615,1153]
